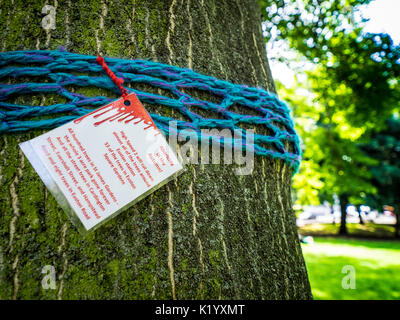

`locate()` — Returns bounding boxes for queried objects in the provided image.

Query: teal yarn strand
[0,49,302,173]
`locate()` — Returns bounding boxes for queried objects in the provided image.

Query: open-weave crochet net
[0,50,301,172]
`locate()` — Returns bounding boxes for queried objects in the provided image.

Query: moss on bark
[0,0,312,299]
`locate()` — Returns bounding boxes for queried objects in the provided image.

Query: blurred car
[296,205,335,226]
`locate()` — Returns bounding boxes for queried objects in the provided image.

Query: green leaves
[262,0,400,208]
[261,0,400,128]
[360,118,400,210]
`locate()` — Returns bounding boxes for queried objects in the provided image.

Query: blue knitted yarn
[0,50,301,173]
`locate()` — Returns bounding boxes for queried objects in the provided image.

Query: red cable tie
[96,55,128,100]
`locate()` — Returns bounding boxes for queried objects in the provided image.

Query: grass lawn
[302,236,400,300]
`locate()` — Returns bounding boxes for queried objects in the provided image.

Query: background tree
[261,0,400,235]
[0,0,311,299]
[361,117,400,237]
[278,77,377,235]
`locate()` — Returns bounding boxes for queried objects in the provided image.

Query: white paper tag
[20,93,183,234]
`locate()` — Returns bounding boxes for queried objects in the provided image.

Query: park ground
[299,224,400,300]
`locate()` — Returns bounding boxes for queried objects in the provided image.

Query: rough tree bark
[0,0,312,299]
[339,194,349,235]
[356,205,364,225]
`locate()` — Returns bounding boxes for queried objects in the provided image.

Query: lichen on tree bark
[0,0,312,299]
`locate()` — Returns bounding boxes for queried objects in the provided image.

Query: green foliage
[278,78,377,206]
[260,0,400,128]
[360,117,400,211]
[261,0,400,209]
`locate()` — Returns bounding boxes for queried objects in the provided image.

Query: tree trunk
[0,0,312,299]
[357,205,364,225]
[339,194,349,235]
[395,205,400,239]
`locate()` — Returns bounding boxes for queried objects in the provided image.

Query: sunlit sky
[362,0,400,44]
[269,0,400,87]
